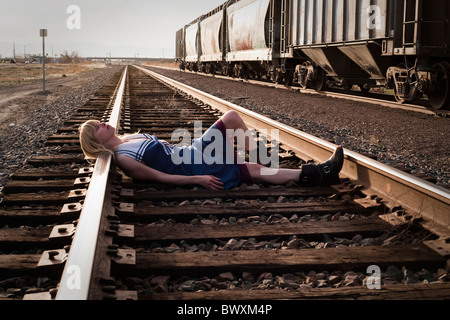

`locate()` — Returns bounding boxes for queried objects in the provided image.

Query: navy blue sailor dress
[114,121,251,189]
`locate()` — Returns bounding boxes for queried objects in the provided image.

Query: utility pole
[40,29,47,93]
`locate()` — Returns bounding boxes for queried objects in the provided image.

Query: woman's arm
[115,155,224,190]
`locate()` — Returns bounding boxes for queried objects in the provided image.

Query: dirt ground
[0,62,121,187]
[0,62,106,88]
[0,62,108,130]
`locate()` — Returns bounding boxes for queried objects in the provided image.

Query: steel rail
[56,66,128,300]
[135,65,450,239]
[153,66,448,116]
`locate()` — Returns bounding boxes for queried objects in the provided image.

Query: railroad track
[0,67,126,299]
[151,65,450,118]
[1,64,449,302]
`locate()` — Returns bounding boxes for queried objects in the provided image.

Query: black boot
[299,146,344,186]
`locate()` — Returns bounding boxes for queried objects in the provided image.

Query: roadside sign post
[40,29,47,93]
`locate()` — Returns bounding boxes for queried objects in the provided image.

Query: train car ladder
[269,0,275,50]
[402,0,420,54]
[280,0,288,55]
[402,0,449,54]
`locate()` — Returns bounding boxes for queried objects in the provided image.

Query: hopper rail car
[176,0,450,110]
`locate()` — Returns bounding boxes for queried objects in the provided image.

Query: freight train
[176,0,450,110]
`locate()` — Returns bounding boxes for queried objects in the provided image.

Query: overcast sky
[0,0,225,59]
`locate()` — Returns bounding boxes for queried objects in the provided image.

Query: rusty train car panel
[200,10,224,63]
[227,0,272,62]
[185,23,201,63]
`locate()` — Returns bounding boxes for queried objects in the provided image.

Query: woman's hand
[116,155,225,190]
[195,175,224,190]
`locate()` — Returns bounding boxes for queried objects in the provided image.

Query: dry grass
[0,62,106,88]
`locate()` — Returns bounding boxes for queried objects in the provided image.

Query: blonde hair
[79,120,115,160]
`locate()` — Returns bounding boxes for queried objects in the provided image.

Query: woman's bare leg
[220,110,258,151]
[245,163,300,184]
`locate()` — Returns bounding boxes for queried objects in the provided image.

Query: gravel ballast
[0,65,122,187]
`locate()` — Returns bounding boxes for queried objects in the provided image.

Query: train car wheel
[284,72,293,86]
[343,83,353,91]
[359,84,371,93]
[428,61,450,110]
[313,68,327,91]
[272,69,280,84]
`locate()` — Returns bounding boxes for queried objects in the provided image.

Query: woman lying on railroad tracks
[79,110,344,190]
